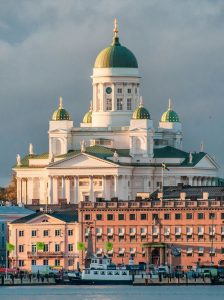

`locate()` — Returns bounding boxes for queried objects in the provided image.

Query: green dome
[132,104,150,120]
[161,100,180,123]
[52,97,71,121]
[94,37,138,68]
[83,110,92,123]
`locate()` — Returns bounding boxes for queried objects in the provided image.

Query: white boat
[70,256,134,285]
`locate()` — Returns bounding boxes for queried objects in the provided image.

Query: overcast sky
[0,0,224,186]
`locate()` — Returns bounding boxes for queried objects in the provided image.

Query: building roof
[51,97,71,121]
[132,104,150,120]
[0,205,34,215]
[160,99,180,123]
[11,211,78,224]
[82,110,92,123]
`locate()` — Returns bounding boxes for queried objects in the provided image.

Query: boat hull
[69,279,133,285]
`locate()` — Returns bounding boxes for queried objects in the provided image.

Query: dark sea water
[1,285,224,300]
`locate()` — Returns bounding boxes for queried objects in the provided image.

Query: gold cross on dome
[113,18,119,37]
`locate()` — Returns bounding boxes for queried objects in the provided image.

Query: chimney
[180,192,186,200]
[203,192,209,200]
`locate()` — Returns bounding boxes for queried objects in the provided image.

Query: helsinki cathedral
[14,20,220,205]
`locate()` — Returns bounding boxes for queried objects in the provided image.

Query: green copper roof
[161,99,180,122]
[94,37,138,68]
[132,104,150,120]
[52,97,71,121]
[82,110,92,123]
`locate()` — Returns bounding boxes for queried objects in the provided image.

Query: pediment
[27,214,65,224]
[48,153,118,169]
[194,155,219,170]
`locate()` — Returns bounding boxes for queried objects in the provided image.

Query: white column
[188,176,193,186]
[39,178,46,204]
[17,178,22,203]
[65,177,71,204]
[114,175,118,198]
[61,176,65,198]
[89,176,94,202]
[102,176,106,199]
[53,177,58,204]
[47,176,53,204]
[27,178,34,204]
[74,176,79,204]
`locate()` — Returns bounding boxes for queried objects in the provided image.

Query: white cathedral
[14,21,220,205]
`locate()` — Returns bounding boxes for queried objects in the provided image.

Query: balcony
[27,251,64,258]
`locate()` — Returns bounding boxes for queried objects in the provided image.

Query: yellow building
[8,212,79,271]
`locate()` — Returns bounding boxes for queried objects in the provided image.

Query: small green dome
[161,99,180,123]
[52,97,71,121]
[83,110,92,123]
[132,104,150,120]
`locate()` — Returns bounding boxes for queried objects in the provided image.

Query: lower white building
[13,21,221,205]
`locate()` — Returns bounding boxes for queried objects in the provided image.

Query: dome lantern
[161,98,180,123]
[132,97,150,120]
[82,101,93,124]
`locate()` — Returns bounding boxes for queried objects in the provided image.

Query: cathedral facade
[14,21,219,205]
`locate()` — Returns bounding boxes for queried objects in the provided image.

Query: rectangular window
[55,259,60,266]
[32,244,36,253]
[31,260,36,266]
[140,214,147,220]
[129,214,136,221]
[152,214,158,220]
[31,230,37,237]
[107,214,114,221]
[43,259,48,265]
[118,214,125,221]
[106,98,112,111]
[221,213,224,220]
[55,229,61,236]
[55,244,60,252]
[43,244,48,252]
[84,214,91,221]
[18,260,24,267]
[164,213,170,220]
[127,88,132,94]
[186,213,193,220]
[175,213,181,220]
[209,213,216,219]
[198,213,204,220]
[68,229,73,236]
[96,214,102,221]
[19,245,24,253]
[117,98,123,110]
[68,244,73,252]
[117,88,122,94]
[43,230,48,237]
[19,231,24,237]
[68,258,74,266]
[221,248,224,254]
[156,181,161,188]
[127,98,132,110]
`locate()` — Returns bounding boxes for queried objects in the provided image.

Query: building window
[164,213,170,220]
[31,260,36,266]
[117,88,122,94]
[152,214,158,221]
[68,229,73,236]
[68,258,74,266]
[127,98,132,110]
[43,259,48,265]
[141,214,147,220]
[55,229,61,236]
[43,230,49,237]
[175,213,181,220]
[135,87,137,94]
[117,98,123,110]
[96,214,102,221]
[106,98,112,111]
[118,214,125,221]
[55,259,60,266]
[19,245,24,253]
[68,244,73,252]
[44,244,48,252]
[31,230,37,237]
[32,245,36,253]
[129,214,136,221]
[55,244,60,252]
[148,181,151,187]
[19,231,24,237]
[221,248,224,254]
[107,214,114,221]
[198,213,204,220]
[209,213,216,219]
[221,213,224,220]
[18,260,24,267]
[156,181,161,188]
[186,213,193,220]
[85,214,91,221]
[127,88,132,94]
